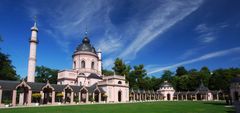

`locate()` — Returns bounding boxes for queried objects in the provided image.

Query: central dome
[75,36,96,54]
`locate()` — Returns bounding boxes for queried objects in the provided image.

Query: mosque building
[0,20,227,107]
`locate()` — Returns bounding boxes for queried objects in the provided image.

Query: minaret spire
[27,16,38,82]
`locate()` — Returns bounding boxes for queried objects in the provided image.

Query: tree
[176,66,188,76]
[199,66,211,87]
[35,65,58,84]
[102,69,114,76]
[112,58,130,76]
[130,64,147,90]
[0,37,20,80]
[161,70,173,82]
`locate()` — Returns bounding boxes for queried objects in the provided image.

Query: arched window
[118,81,122,84]
[91,62,94,69]
[81,60,85,68]
[73,61,76,69]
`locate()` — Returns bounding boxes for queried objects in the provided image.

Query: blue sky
[0,0,240,78]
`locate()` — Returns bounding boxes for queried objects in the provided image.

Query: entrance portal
[167,94,170,100]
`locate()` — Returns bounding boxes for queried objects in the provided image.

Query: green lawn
[0,101,235,113]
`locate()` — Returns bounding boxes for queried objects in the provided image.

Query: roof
[27,82,46,91]
[195,81,209,93]
[0,80,20,90]
[160,81,173,87]
[87,73,102,79]
[74,36,97,54]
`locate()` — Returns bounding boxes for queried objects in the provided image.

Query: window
[73,61,76,69]
[91,62,94,69]
[81,60,85,68]
[118,81,122,84]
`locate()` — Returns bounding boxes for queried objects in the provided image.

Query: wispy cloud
[24,0,203,69]
[119,0,203,60]
[147,46,240,74]
[195,24,216,43]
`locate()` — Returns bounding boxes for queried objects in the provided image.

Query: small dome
[160,81,173,87]
[75,36,96,54]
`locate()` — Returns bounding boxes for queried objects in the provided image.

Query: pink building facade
[57,34,129,103]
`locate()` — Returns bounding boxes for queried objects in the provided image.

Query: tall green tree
[161,70,173,82]
[199,66,211,87]
[176,66,188,76]
[0,37,20,80]
[130,64,147,90]
[112,58,130,76]
[35,66,58,84]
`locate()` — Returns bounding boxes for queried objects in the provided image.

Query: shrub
[32,93,41,103]
[2,99,11,104]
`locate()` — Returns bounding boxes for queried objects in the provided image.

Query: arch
[167,93,171,100]
[81,60,85,68]
[118,81,122,84]
[63,85,73,92]
[91,61,95,69]
[42,86,53,104]
[80,87,88,103]
[15,82,30,105]
[94,89,100,102]
[64,85,73,103]
[42,83,55,91]
[15,81,31,90]
[118,90,122,102]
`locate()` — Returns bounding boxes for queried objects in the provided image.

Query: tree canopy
[35,65,58,84]
[0,37,20,80]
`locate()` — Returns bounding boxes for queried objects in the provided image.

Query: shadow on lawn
[203,102,236,113]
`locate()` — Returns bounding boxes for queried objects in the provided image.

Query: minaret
[27,18,38,82]
[97,48,102,75]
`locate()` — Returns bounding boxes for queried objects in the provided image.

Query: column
[0,89,2,105]
[62,91,65,103]
[70,92,74,104]
[139,94,142,101]
[195,94,197,100]
[217,93,219,100]
[28,90,32,105]
[19,93,24,105]
[177,94,179,100]
[40,91,44,104]
[12,90,17,106]
[92,93,95,102]
[145,94,146,101]
[99,93,101,103]
[186,94,188,100]
[86,92,89,103]
[78,92,81,103]
[133,93,135,101]
[51,91,55,104]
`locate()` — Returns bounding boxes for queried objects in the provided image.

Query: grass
[0,101,235,113]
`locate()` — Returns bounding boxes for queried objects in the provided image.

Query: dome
[75,36,96,54]
[160,81,173,87]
